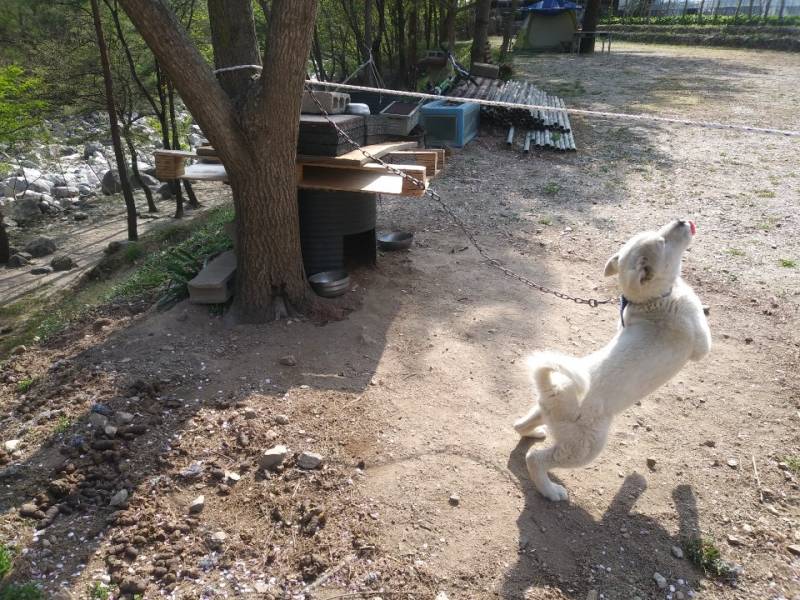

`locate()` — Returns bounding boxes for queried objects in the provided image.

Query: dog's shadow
[502,439,703,599]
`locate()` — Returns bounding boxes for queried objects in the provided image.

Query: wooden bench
[187,250,236,304]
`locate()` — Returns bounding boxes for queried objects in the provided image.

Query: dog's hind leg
[525,422,611,502]
[514,405,547,439]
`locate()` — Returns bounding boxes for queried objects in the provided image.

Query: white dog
[514,219,711,501]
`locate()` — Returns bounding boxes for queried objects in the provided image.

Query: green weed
[88,582,110,600]
[543,182,560,195]
[54,415,71,434]
[785,456,800,474]
[726,248,745,257]
[537,216,552,225]
[755,189,776,198]
[123,242,145,263]
[780,259,796,268]
[684,538,738,580]
[16,378,33,393]
[0,543,12,579]
[0,582,44,600]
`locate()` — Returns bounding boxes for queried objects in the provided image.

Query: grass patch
[537,216,552,225]
[785,456,800,474]
[54,415,71,434]
[0,583,43,600]
[726,248,745,257]
[0,544,12,579]
[123,242,145,263]
[15,378,33,393]
[542,182,560,195]
[88,582,110,600]
[108,205,233,305]
[779,258,796,268]
[684,538,738,580]
[754,189,776,198]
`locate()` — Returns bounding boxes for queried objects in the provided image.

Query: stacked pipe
[449,76,577,152]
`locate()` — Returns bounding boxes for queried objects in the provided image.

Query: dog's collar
[620,288,672,327]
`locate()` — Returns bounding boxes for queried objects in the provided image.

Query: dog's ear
[636,255,653,284]
[604,254,619,277]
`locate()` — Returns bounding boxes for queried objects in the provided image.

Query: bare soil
[1,43,799,600]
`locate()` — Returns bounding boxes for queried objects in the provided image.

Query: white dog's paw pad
[529,426,548,439]
[541,483,569,502]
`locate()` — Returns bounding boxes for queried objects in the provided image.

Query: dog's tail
[526,351,590,403]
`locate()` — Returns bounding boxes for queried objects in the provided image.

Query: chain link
[303,85,615,308]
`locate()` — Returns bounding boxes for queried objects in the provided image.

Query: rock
[50,255,76,271]
[11,195,42,222]
[89,412,109,429]
[585,591,598,600]
[275,414,290,425]
[156,182,174,200]
[4,439,21,452]
[104,425,118,437]
[279,355,297,367]
[189,495,205,514]
[115,411,134,425]
[297,451,323,470]
[653,572,667,589]
[787,544,800,557]
[52,186,80,198]
[105,239,135,254]
[646,457,657,470]
[209,530,227,549]
[24,236,57,257]
[119,578,146,594]
[83,142,105,159]
[10,345,26,355]
[435,593,450,600]
[7,254,30,268]
[101,169,123,195]
[727,535,743,546]
[109,489,129,507]
[20,503,44,519]
[702,440,716,448]
[448,494,460,506]
[675,592,685,600]
[243,407,257,419]
[136,173,160,188]
[224,471,241,483]
[727,458,739,469]
[259,445,288,470]
[671,545,684,559]
[30,266,53,275]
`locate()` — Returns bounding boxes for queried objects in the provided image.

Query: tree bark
[207,0,262,100]
[471,0,492,66]
[123,127,158,212]
[442,0,457,51]
[166,79,185,217]
[408,0,419,87]
[500,0,520,60]
[580,0,601,53]
[0,210,9,265]
[91,0,138,241]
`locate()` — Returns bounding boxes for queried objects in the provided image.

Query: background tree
[116,0,318,321]
[470,0,492,66]
[580,0,601,53]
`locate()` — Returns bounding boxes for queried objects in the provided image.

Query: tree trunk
[500,0,520,60]
[0,210,9,265]
[747,0,754,18]
[207,0,262,100]
[123,128,158,212]
[166,79,186,216]
[580,0,601,53]
[471,0,492,66]
[394,0,407,86]
[183,181,200,208]
[425,0,433,48]
[778,0,785,20]
[312,25,327,81]
[91,0,138,241]
[698,0,706,21]
[734,0,743,21]
[441,0,457,51]
[408,0,419,87]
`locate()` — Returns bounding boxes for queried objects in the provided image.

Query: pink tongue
[690,221,696,235]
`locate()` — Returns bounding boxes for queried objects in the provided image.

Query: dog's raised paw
[541,483,569,502]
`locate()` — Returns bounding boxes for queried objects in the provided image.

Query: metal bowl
[377,231,413,251]
[309,270,351,298]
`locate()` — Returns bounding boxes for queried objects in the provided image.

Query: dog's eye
[676,219,686,226]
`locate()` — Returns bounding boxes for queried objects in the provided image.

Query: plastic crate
[420,100,480,148]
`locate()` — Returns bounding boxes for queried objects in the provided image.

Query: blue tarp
[520,0,582,14]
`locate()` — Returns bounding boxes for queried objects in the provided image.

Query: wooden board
[154,149,197,158]
[181,163,228,181]
[299,165,426,197]
[384,151,439,176]
[296,141,418,167]
[361,163,427,194]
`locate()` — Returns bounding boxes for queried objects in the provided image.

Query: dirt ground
[1,42,799,600]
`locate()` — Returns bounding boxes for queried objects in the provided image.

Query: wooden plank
[181,163,228,181]
[188,250,236,304]
[299,165,425,197]
[433,149,446,169]
[154,149,197,158]
[296,141,418,167]
[361,163,427,194]
[385,151,438,175]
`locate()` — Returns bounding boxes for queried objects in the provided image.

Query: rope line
[306,79,800,138]
[213,64,263,75]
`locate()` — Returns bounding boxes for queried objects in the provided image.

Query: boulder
[31,266,53,275]
[51,256,76,271]
[12,195,43,222]
[46,174,69,187]
[135,173,160,188]
[83,141,105,159]
[77,183,95,196]
[156,182,174,200]
[24,236,57,257]
[53,186,80,198]
[7,254,30,268]
[101,169,122,195]
[3,176,51,197]
[61,146,79,156]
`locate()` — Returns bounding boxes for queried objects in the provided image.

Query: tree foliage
[0,66,48,143]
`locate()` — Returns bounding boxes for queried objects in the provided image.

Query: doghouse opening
[343,229,377,270]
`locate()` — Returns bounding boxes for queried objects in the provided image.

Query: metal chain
[303,85,615,308]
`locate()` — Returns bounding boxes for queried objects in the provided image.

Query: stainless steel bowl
[377,231,413,251]
[309,270,351,298]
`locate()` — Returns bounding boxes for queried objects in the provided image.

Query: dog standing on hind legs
[514,219,712,501]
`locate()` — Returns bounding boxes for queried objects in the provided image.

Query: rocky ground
[1,42,799,600]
